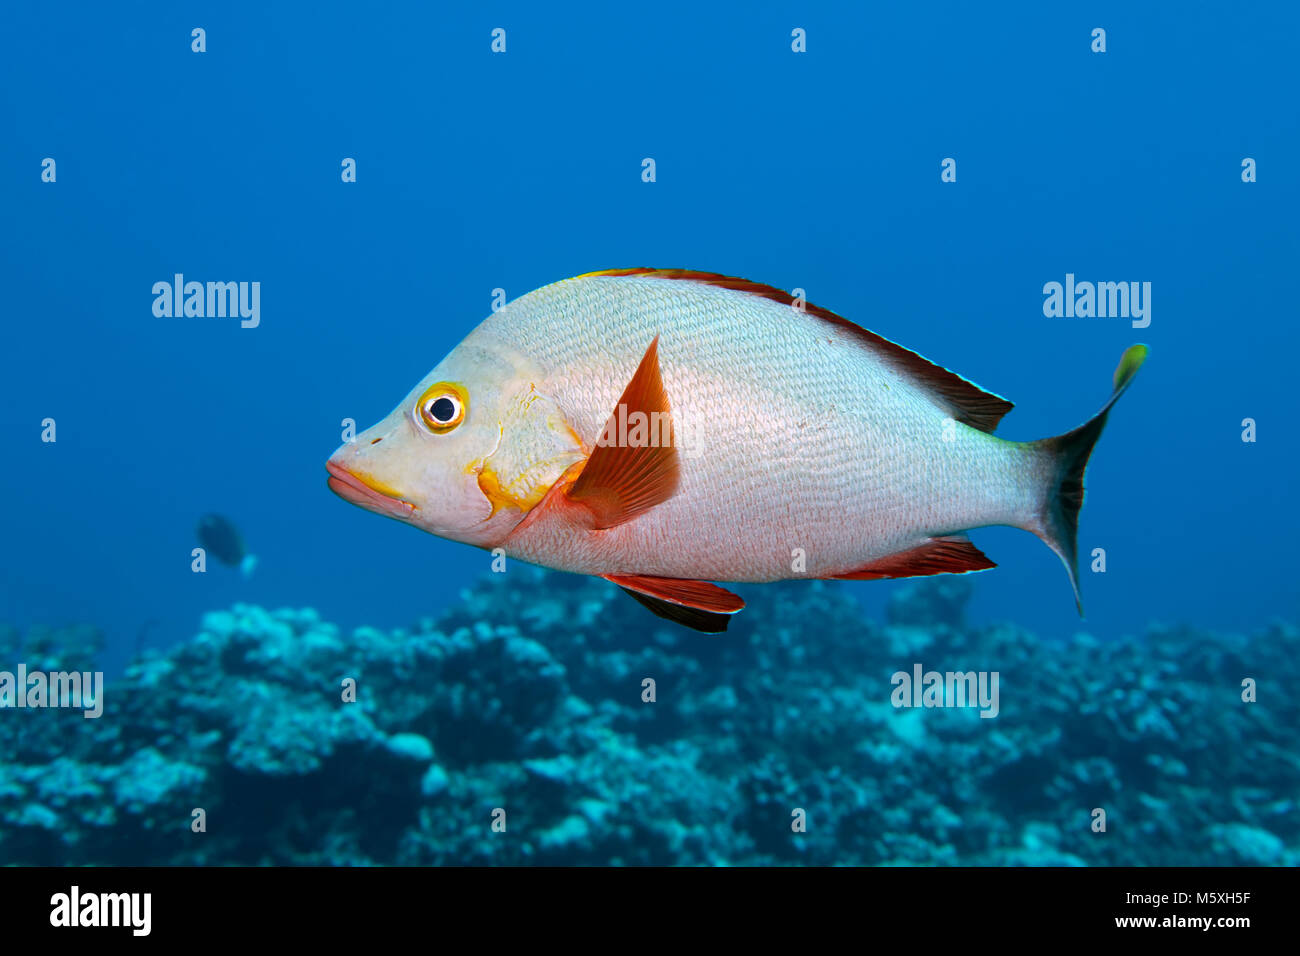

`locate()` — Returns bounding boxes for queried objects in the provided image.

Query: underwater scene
[1,4,1296,868]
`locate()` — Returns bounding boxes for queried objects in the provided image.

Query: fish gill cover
[0,572,1294,866]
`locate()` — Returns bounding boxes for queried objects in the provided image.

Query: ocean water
[0,3,1296,866]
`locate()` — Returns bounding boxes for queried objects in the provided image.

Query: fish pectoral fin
[566,336,681,530]
[605,574,745,633]
[828,535,996,580]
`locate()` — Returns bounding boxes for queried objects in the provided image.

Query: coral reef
[0,570,1295,865]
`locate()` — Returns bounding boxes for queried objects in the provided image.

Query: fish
[196,514,257,578]
[327,268,1147,632]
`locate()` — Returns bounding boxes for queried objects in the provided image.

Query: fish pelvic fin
[605,574,745,633]
[1030,344,1148,616]
[239,554,258,578]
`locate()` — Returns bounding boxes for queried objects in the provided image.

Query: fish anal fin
[829,536,996,580]
[578,268,1013,433]
[606,574,744,633]
[567,336,680,529]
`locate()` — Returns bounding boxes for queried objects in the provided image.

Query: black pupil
[430,397,457,422]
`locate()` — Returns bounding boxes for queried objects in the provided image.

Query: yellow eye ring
[416,382,468,433]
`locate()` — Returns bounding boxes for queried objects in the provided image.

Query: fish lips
[326,460,416,521]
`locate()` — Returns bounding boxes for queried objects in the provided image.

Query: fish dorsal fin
[579,268,1014,433]
[605,574,745,633]
[567,336,680,529]
[828,535,996,580]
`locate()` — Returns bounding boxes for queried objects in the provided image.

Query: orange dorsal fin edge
[829,536,996,580]
[578,268,1014,433]
[566,335,681,529]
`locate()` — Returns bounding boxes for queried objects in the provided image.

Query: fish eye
[416,382,468,433]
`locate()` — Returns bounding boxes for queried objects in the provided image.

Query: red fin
[605,574,745,633]
[829,536,996,580]
[567,337,680,529]
[617,589,734,633]
[605,574,745,612]
[579,268,1013,433]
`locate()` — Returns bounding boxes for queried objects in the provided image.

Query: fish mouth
[326,461,416,520]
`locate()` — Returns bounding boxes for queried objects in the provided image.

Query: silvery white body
[467,274,1047,581]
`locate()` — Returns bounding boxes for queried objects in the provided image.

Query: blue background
[1,2,1296,670]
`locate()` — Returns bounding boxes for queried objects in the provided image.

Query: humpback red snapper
[328,269,1147,632]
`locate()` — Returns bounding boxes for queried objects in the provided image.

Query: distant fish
[327,269,1147,632]
[196,514,257,577]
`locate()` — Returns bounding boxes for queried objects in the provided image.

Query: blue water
[0,3,1296,867]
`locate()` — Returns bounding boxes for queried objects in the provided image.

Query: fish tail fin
[1029,344,1147,616]
[239,554,258,578]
